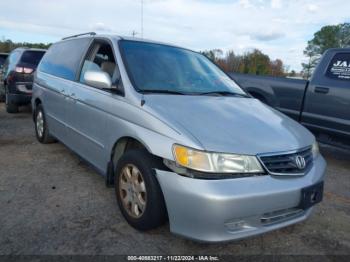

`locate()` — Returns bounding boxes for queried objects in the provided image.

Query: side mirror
[84,70,112,90]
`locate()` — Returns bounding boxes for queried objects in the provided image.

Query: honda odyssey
[32,32,326,242]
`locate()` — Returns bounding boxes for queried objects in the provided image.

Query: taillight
[24,67,34,74]
[15,67,34,74]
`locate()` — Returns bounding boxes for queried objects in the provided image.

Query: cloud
[251,32,285,41]
[90,22,112,32]
[271,0,282,9]
[239,0,253,9]
[307,4,319,12]
[0,0,349,71]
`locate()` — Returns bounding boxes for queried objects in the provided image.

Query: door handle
[314,87,329,94]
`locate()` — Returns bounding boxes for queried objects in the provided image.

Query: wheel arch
[32,98,42,121]
[111,136,151,164]
[106,136,153,187]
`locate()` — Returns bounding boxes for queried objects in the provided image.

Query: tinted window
[20,51,45,66]
[326,53,350,80]
[119,40,245,95]
[39,38,91,81]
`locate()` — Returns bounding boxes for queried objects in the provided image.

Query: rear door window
[326,53,350,80]
[20,51,45,66]
[39,38,91,81]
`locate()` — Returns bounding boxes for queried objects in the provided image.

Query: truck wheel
[5,87,18,113]
[35,104,56,144]
[114,150,167,230]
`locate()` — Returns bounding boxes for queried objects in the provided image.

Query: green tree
[0,39,51,53]
[201,48,287,77]
[201,49,223,62]
[302,23,350,79]
[243,49,271,75]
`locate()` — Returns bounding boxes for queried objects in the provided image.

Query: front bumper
[156,155,326,242]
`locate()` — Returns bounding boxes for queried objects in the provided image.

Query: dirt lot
[0,104,349,256]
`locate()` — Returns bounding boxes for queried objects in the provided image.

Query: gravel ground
[0,104,349,256]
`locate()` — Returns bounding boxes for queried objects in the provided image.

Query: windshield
[20,51,45,66]
[119,40,246,95]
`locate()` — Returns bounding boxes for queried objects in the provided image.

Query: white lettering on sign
[333,60,350,67]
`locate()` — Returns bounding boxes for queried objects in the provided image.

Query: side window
[20,51,45,66]
[326,52,350,81]
[38,38,91,81]
[79,42,121,87]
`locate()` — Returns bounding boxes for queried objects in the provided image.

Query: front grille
[259,147,313,175]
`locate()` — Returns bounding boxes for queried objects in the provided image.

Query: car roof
[325,48,350,53]
[59,33,184,49]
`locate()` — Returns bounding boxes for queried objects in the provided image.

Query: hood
[143,95,314,155]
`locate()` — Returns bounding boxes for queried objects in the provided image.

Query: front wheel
[35,104,56,144]
[114,150,167,231]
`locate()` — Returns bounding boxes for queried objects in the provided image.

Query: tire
[114,149,167,231]
[0,93,4,103]
[5,87,18,113]
[34,104,56,144]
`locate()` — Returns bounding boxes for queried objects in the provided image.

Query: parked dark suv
[0,52,9,101]
[0,48,45,113]
[0,53,8,67]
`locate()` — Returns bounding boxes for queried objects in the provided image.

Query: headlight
[172,144,264,173]
[312,141,319,159]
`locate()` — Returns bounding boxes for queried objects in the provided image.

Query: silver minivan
[32,33,326,242]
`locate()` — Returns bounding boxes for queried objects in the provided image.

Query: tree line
[0,39,51,53]
[201,48,288,77]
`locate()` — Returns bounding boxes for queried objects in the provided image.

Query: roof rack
[62,32,96,40]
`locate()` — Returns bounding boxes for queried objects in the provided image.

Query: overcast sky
[0,0,349,71]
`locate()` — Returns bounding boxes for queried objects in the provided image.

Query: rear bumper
[7,93,31,105]
[6,81,32,105]
[156,155,326,242]
[14,82,33,94]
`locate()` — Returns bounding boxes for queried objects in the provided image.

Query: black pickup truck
[230,48,350,147]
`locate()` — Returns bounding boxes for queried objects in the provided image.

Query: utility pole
[141,0,144,38]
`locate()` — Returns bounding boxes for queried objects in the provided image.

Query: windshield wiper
[139,89,186,95]
[198,91,249,97]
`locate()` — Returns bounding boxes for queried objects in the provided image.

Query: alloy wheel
[119,164,147,218]
[36,111,44,138]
